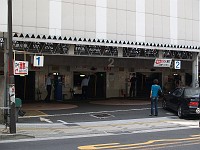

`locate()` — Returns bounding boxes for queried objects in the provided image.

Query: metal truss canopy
[0,32,198,60]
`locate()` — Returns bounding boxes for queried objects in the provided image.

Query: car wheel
[177,105,184,119]
[162,99,167,110]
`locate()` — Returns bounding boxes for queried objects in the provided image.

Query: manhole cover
[91,113,114,119]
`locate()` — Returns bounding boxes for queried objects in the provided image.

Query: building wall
[0,0,200,46]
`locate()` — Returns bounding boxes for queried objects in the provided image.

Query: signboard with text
[14,61,29,75]
[154,58,172,67]
[33,56,44,67]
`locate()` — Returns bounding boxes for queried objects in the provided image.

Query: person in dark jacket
[129,74,137,98]
[44,73,53,102]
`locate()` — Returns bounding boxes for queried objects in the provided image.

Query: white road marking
[57,120,68,124]
[166,112,174,115]
[39,117,53,123]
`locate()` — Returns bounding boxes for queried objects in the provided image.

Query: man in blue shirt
[150,79,162,116]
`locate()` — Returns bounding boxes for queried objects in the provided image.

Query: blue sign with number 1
[33,56,44,67]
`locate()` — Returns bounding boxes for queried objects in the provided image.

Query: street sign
[174,60,181,69]
[14,61,28,75]
[154,59,172,67]
[9,84,15,103]
[33,56,44,67]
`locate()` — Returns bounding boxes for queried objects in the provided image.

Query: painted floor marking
[78,134,200,149]
[57,120,68,124]
[39,117,53,123]
[0,126,198,144]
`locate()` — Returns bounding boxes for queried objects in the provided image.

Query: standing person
[44,73,52,103]
[81,75,90,100]
[149,79,162,116]
[129,73,137,99]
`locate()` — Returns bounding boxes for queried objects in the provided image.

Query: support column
[158,50,163,58]
[8,0,16,133]
[118,47,123,57]
[68,45,75,55]
[192,52,199,87]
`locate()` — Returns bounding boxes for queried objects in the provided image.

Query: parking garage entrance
[136,72,162,98]
[73,72,106,99]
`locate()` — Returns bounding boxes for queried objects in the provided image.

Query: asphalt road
[19,102,173,124]
[1,127,200,150]
[1,102,200,150]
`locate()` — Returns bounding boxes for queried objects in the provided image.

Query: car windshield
[184,88,200,97]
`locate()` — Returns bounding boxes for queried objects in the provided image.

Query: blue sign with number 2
[175,61,181,69]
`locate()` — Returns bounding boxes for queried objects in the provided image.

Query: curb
[0,133,35,141]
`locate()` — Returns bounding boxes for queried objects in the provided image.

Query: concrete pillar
[180,73,185,86]
[118,47,123,57]
[158,50,163,58]
[192,52,199,87]
[68,45,75,55]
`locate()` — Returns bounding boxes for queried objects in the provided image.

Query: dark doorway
[88,72,106,99]
[73,72,106,99]
[136,72,162,98]
[186,73,192,86]
[15,71,35,103]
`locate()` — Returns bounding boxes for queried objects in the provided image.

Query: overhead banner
[154,58,172,67]
[14,61,29,75]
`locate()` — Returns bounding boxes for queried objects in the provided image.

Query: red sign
[14,61,29,75]
[154,59,172,67]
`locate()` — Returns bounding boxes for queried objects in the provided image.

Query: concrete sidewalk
[0,99,151,141]
[1,116,199,142]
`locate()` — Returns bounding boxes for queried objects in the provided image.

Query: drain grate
[91,113,114,119]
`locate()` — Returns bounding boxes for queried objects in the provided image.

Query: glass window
[172,88,183,97]
[184,88,200,97]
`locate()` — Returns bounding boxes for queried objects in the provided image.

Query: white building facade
[0,0,199,45]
